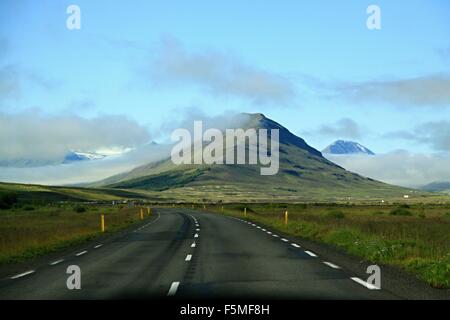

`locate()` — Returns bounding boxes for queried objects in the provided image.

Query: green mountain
[91,113,414,202]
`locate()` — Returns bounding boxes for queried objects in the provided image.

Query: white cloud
[334,74,450,107]
[311,118,362,139]
[383,120,450,152]
[151,38,295,105]
[0,111,150,162]
[0,143,171,185]
[326,151,450,187]
[0,65,20,100]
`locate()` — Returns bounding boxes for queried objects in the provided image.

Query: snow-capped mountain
[63,151,107,163]
[322,140,375,155]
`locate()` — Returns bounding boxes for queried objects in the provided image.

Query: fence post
[100,214,105,232]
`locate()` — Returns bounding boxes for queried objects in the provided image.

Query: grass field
[0,203,152,265]
[203,203,450,289]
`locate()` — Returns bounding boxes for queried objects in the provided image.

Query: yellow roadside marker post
[140,208,144,220]
[244,207,247,218]
[203,204,206,210]
[221,206,224,213]
[100,214,105,232]
[284,210,288,226]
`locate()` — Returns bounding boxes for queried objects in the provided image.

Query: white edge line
[50,259,64,266]
[167,281,180,296]
[76,250,87,256]
[323,261,341,269]
[11,270,35,279]
[94,244,103,249]
[305,250,318,257]
[351,277,380,290]
[291,243,301,248]
[281,238,289,242]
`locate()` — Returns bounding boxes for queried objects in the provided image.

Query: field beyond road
[207,203,450,289]
[0,203,151,265]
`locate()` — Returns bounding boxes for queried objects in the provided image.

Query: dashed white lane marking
[10,270,35,279]
[167,282,180,296]
[267,231,272,235]
[76,251,87,256]
[351,277,380,290]
[191,242,196,248]
[281,238,289,242]
[305,250,318,257]
[323,261,341,269]
[272,234,279,237]
[291,243,301,248]
[185,254,193,261]
[50,259,64,266]
[261,229,266,231]
[133,212,162,232]
[194,233,199,238]
[196,228,200,231]
[94,244,103,249]
[256,226,261,229]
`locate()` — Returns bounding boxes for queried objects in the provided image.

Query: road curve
[0,208,399,299]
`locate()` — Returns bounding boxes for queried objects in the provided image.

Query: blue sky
[1,0,450,185]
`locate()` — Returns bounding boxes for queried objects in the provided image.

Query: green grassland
[0,182,157,264]
[0,203,153,265]
[202,203,450,289]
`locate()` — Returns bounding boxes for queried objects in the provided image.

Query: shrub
[74,206,86,213]
[23,206,35,211]
[390,208,412,216]
[399,204,410,209]
[0,193,18,210]
[326,210,345,219]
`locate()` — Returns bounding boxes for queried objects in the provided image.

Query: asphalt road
[0,208,405,299]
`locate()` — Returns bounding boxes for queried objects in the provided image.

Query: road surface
[0,208,401,299]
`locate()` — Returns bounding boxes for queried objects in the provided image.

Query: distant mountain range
[63,151,107,163]
[0,151,107,168]
[322,140,375,155]
[420,181,450,194]
[87,113,410,202]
